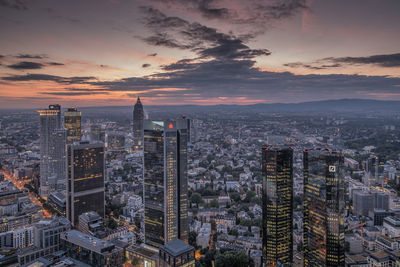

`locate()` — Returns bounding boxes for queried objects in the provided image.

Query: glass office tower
[262,145,293,266]
[67,142,105,227]
[64,107,81,144]
[38,104,63,198]
[303,149,345,267]
[143,118,188,247]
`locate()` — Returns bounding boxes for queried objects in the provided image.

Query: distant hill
[79,98,400,114]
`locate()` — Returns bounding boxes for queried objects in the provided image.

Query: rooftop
[160,239,194,257]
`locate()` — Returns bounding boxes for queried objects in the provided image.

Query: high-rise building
[38,104,64,198]
[303,149,345,267]
[133,97,144,151]
[49,128,67,191]
[66,142,105,227]
[262,145,293,266]
[143,118,188,247]
[64,107,81,144]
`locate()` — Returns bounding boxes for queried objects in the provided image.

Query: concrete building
[60,230,124,267]
[159,239,195,267]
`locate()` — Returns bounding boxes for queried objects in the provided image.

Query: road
[1,170,51,218]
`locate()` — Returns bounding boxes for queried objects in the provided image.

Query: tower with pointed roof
[133,97,144,151]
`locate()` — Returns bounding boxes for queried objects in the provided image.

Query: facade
[37,104,63,198]
[64,107,81,144]
[159,239,195,267]
[78,211,106,238]
[133,97,144,152]
[17,217,71,265]
[143,119,189,248]
[67,142,105,227]
[126,243,160,267]
[262,145,293,267]
[60,230,124,267]
[303,149,345,267]
[0,227,34,249]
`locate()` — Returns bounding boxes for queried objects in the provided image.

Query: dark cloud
[15,54,46,59]
[47,62,65,66]
[39,91,109,96]
[141,7,270,60]
[147,53,158,57]
[285,53,400,69]
[0,55,4,58]
[7,61,45,70]
[326,53,400,67]
[2,74,95,84]
[0,0,27,10]
[148,0,307,28]
[143,33,192,49]
[88,58,400,102]
[142,63,151,68]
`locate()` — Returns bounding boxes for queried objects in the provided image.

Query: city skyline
[0,0,400,108]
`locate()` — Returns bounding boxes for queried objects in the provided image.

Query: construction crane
[345,222,367,242]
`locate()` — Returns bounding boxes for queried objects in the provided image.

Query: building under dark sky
[133,97,144,152]
[66,142,105,227]
[303,149,345,267]
[262,145,293,266]
[38,104,64,198]
[143,118,189,247]
[64,107,82,144]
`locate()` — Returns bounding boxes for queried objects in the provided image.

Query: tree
[189,231,197,247]
[230,192,241,203]
[191,193,203,206]
[215,251,253,267]
[210,199,219,208]
[229,229,239,237]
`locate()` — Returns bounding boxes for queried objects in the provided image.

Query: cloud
[148,0,307,30]
[2,74,95,84]
[88,58,400,102]
[327,53,400,68]
[0,0,27,10]
[47,62,65,66]
[7,61,45,70]
[285,53,400,69]
[141,7,270,60]
[39,91,109,96]
[15,54,46,59]
[142,63,151,68]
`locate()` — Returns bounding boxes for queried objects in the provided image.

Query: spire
[137,96,141,104]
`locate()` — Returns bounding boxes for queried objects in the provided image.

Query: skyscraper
[143,118,188,247]
[262,145,293,267]
[64,107,81,144]
[133,97,144,152]
[38,104,64,198]
[303,149,345,267]
[66,142,105,227]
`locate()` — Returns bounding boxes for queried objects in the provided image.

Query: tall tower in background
[133,97,144,152]
[66,142,105,227]
[303,149,345,267]
[38,104,62,198]
[262,145,293,266]
[64,107,81,144]
[143,118,189,247]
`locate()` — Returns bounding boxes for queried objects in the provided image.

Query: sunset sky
[0,0,400,108]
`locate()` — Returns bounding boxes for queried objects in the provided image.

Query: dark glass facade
[262,146,293,267]
[64,107,81,144]
[67,142,105,226]
[144,119,189,247]
[303,149,345,267]
[133,97,144,151]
